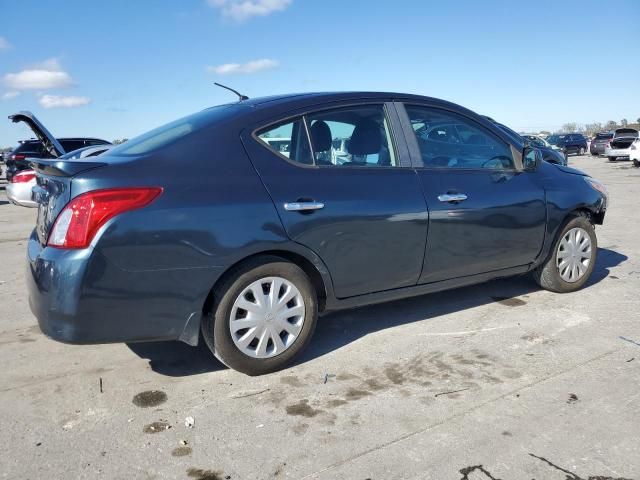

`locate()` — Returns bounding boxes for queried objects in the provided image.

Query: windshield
[595,133,613,140]
[108,105,236,156]
[524,136,547,148]
[547,135,565,145]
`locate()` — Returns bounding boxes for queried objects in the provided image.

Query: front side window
[257,104,398,167]
[406,105,514,169]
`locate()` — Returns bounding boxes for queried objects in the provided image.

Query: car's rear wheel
[608,156,616,162]
[533,215,597,293]
[202,256,318,375]
[579,147,585,155]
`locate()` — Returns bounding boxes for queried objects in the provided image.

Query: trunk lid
[9,111,66,158]
[610,138,635,149]
[31,158,108,245]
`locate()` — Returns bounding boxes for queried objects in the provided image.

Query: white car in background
[605,128,639,161]
[631,139,640,165]
[6,144,113,207]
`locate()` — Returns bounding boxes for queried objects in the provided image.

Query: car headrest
[348,119,381,156]
[309,120,332,152]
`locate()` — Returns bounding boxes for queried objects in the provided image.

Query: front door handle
[284,201,325,212]
[437,193,468,203]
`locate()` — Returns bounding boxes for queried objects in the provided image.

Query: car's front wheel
[608,156,617,162]
[202,256,318,375]
[533,215,597,293]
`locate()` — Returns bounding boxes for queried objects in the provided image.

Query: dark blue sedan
[24,92,608,375]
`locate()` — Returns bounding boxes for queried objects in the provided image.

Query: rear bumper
[27,231,222,345]
[590,144,606,154]
[6,182,37,208]
[605,147,630,158]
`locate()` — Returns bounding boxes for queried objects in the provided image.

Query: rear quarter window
[108,105,235,156]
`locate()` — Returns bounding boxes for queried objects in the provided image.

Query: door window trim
[251,102,413,169]
[394,102,524,171]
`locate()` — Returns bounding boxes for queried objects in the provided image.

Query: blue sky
[1,0,639,147]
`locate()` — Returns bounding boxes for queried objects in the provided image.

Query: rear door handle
[284,201,325,211]
[437,193,468,203]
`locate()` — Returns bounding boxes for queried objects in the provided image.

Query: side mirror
[523,147,540,171]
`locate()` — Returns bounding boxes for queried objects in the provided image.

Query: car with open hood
[7,144,113,208]
[25,91,608,375]
[5,111,110,181]
[605,128,639,161]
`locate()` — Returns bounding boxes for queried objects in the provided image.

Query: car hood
[554,164,588,176]
[8,111,65,158]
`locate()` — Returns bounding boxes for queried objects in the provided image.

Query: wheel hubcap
[556,227,592,283]
[229,277,305,358]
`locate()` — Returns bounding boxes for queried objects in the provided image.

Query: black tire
[579,147,585,155]
[201,256,318,376]
[532,215,597,293]
[608,156,616,162]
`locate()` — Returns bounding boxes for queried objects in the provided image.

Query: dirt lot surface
[0,156,638,480]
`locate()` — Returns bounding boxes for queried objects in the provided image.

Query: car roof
[215,91,468,113]
[19,137,109,143]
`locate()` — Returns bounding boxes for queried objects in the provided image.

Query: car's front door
[243,103,429,298]
[397,103,547,284]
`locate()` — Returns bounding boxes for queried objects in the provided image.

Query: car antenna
[213,82,249,101]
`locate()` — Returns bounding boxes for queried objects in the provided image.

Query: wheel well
[202,251,328,316]
[571,207,603,225]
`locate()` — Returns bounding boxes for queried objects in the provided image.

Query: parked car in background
[520,134,567,165]
[521,135,559,150]
[489,120,567,166]
[605,128,639,161]
[24,91,608,375]
[630,139,640,166]
[547,133,588,156]
[6,145,113,208]
[5,111,110,181]
[590,132,614,156]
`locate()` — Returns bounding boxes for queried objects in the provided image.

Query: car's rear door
[243,102,429,299]
[396,102,546,283]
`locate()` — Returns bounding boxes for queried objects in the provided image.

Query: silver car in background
[6,145,113,207]
[605,128,639,161]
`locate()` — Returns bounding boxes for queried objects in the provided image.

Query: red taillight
[47,187,162,249]
[13,154,26,161]
[11,170,36,184]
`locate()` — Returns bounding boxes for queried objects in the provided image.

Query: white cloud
[3,58,74,90]
[38,94,91,109]
[0,37,11,51]
[207,0,292,21]
[1,91,20,100]
[207,58,279,75]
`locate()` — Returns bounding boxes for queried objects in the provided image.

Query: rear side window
[257,118,313,165]
[257,104,398,167]
[405,105,514,169]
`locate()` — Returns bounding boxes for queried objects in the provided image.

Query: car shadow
[126,337,226,376]
[128,247,626,377]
